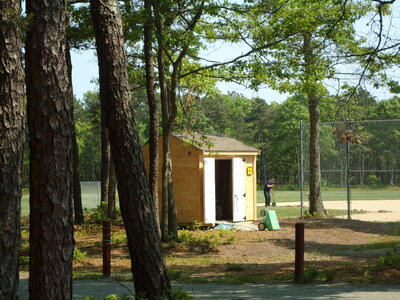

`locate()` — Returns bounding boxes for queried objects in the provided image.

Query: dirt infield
[279,200,400,222]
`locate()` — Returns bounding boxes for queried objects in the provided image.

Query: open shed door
[203,157,216,224]
[232,158,246,222]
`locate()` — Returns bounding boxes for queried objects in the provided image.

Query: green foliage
[74,92,101,181]
[177,228,236,252]
[377,249,400,268]
[112,232,127,245]
[302,267,320,283]
[354,241,400,251]
[171,288,193,300]
[73,247,88,263]
[87,201,110,223]
[387,224,400,236]
[168,268,183,280]
[83,295,130,300]
[365,175,379,186]
[19,256,29,266]
[134,288,193,300]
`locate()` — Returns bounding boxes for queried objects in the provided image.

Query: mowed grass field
[256,188,400,204]
[21,185,399,218]
[21,183,101,217]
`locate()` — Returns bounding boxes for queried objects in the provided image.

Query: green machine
[258,209,280,231]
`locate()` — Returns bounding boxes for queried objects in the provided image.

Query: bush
[19,256,29,266]
[377,249,400,268]
[365,175,379,186]
[177,229,236,253]
[302,267,319,283]
[85,202,122,224]
[73,247,88,263]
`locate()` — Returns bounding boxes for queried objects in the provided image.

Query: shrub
[177,228,236,253]
[365,175,379,186]
[73,247,88,263]
[19,256,29,266]
[302,267,319,283]
[377,249,400,268]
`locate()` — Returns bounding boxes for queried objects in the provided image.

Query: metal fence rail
[300,119,400,219]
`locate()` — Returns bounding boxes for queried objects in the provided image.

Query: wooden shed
[142,133,260,224]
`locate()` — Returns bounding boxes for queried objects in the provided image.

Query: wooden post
[102,220,111,277]
[295,222,304,282]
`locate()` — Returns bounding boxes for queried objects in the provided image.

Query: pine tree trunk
[101,117,110,208]
[66,42,84,225]
[90,1,171,298]
[107,156,117,220]
[157,44,169,241]
[0,1,24,298]
[161,133,170,241]
[144,0,160,220]
[167,162,178,237]
[26,1,74,299]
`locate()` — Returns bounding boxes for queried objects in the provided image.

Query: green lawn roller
[258,209,280,231]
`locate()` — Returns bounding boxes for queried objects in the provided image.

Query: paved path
[19,278,400,299]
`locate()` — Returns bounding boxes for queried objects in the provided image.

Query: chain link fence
[80,181,101,210]
[300,119,400,220]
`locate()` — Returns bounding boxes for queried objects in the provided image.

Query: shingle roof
[172,133,259,153]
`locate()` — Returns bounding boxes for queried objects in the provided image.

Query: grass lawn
[255,206,362,219]
[21,187,398,217]
[257,188,400,204]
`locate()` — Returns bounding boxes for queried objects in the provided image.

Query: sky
[70,1,400,104]
[70,45,291,103]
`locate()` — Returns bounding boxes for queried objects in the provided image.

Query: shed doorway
[215,160,232,220]
[203,157,246,223]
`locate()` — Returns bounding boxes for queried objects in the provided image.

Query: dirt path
[279,200,400,222]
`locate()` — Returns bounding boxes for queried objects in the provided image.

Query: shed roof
[172,133,259,153]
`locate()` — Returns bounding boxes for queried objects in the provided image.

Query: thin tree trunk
[66,42,84,224]
[90,0,171,298]
[107,156,117,220]
[303,32,326,216]
[167,161,178,237]
[26,1,74,299]
[0,1,24,298]
[154,13,169,240]
[101,117,110,208]
[144,0,160,221]
[308,94,326,215]
[72,125,84,224]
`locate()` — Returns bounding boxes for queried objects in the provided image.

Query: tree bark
[144,0,160,221]
[100,114,110,208]
[89,0,171,298]
[26,1,74,299]
[66,42,84,225]
[308,94,326,215]
[0,1,24,298]
[107,156,117,220]
[153,1,179,240]
[154,12,169,239]
[167,162,177,236]
[303,33,326,216]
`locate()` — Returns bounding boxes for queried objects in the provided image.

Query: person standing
[264,178,275,207]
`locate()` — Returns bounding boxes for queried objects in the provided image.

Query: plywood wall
[143,137,258,224]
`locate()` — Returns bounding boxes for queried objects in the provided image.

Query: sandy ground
[279,200,400,222]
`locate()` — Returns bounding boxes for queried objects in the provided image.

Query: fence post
[295,222,305,282]
[300,120,304,219]
[346,120,352,220]
[103,220,111,277]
